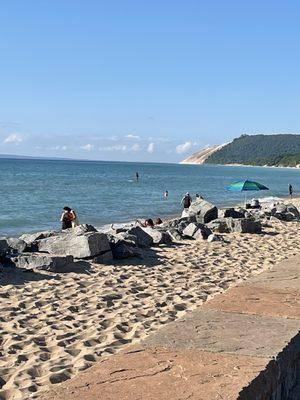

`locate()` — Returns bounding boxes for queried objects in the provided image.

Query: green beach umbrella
[226,180,269,205]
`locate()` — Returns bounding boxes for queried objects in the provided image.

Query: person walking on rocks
[60,206,78,230]
[289,184,293,199]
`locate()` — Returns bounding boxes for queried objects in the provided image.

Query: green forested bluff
[205,134,300,167]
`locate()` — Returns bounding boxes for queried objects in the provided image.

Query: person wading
[289,184,293,199]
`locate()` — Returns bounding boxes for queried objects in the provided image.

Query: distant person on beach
[164,190,168,198]
[60,206,79,230]
[181,192,192,210]
[136,172,139,181]
[289,184,293,198]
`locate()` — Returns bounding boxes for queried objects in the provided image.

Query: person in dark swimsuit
[60,206,75,230]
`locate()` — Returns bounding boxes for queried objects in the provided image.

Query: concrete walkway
[39,255,300,400]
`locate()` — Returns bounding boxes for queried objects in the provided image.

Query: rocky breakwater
[2,198,296,275]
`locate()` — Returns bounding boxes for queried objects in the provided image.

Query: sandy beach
[1,199,300,400]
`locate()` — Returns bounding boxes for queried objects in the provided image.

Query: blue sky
[0,1,300,162]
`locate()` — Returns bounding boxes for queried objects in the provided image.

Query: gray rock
[70,224,98,235]
[282,213,296,222]
[38,232,111,258]
[167,229,183,241]
[188,199,218,224]
[182,223,212,240]
[93,250,113,263]
[207,219,231,233]
[193,225,213,240]
[218,208,245,219]
[125,227,153,247]
[20,230,58,245]
[182,223,198,238]
[231,219,262,234]
[275,204,287,214]
[111,243,141,259]
[141,227,172,245]
[14,253,75,272]
[6,238,27,253]
[0,238,10,256]
[207,234,223,242]
[108,232,134,246]
[286,204,300,219]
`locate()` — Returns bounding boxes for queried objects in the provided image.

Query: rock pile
[1,199,297,273]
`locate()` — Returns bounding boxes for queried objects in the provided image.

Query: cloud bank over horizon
[0,129,203,162]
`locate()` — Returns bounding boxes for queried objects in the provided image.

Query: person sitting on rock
[155,218,163,225]
[136,218,155,228]
[60,206,77,230]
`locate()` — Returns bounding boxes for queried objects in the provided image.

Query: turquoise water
[0,158,299,236]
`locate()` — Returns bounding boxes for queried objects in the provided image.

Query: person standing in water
[136,172,139,181]
[164,190,168,198]
[289,184,293,198]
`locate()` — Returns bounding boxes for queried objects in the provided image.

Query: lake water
[0,158,299,236]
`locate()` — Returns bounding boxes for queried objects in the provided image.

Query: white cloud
[82,144,94,151]
[126,134,140,139]
[176,141,192,154]
[131,143,141,152]
[147,142,155,154]
[99,145,127,152]
[50,145,67,151]
[3,133,23,144]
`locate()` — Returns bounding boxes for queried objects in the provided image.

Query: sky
[1,1,300,162]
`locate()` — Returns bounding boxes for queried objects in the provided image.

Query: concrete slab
[203,285,300,319]
[142,309,300,358]
[245,255,300,291]
[38,345,269,400]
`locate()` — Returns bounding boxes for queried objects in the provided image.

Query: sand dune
[180,144,226,164]
[0,200,300,399]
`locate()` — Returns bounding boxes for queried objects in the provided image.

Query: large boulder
[141,227,172,245]
[93,251,113,263]
[70,224,98,235]
[188,199,218,224]
[182,223,212,240]
[286,204,300,219]
[6,238,27,253]
[182,222,198,238]
[218,208,245,219]
[0,238,10,256]
[125,227,153,247]
[207,219,231,233]
[13,253,75,272]
[111,243,141,259]
[20,230,58,245]
[38,232,111,259]
[231,219,262,234]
